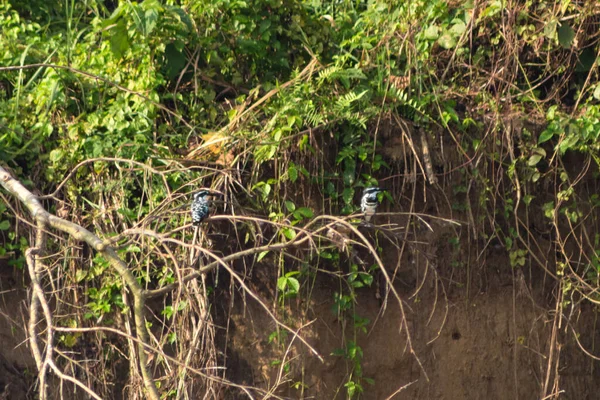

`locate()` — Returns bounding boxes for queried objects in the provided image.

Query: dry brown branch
[1,149,449,396]
[384,379,418,400]
[52,325,282,397]
[419,127,438,185]
[0,166,161,400]
[186,57,321,160]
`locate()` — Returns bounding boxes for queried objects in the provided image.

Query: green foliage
[277,271,300,299]
[162,301,188,320]
[509,248,527,268]
[539,105,600,156]
[331,259,375,398]
[3,0,600,396]
[83,255,126,320]
[348,263,373,289]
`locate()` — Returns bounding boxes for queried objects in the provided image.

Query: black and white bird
[361,187,384,222]
[191,190,213,225]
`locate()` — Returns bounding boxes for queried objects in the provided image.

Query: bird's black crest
[363,187,383,195]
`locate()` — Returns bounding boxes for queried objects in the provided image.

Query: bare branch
[0,166,160,400]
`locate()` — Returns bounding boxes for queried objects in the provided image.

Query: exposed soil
[2,208,600,399]
[213,218,600,400]
[0,259,35,400]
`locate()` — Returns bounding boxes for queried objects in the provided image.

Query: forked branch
[0,166,160,400]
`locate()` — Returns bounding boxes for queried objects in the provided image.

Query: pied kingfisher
[361,187,384,222]
[191,190,213,225]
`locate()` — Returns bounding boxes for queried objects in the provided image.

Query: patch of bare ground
[213,222,600,399]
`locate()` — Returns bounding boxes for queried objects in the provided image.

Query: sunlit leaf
[528,154,542,166]
[544,19,557,39]
[538,129,555,144]
[438,33,456,49]
[285,200,296,212]
[593,85,600,100]
[281,227,296,240]
[288,164,298,183]
[424,25,439,40]
[257,251,269,262]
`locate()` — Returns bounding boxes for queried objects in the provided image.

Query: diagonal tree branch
[0,166,160,400]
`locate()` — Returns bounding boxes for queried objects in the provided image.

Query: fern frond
[318,66,366,85]
[318,66,343,84]
[334,89,368,113]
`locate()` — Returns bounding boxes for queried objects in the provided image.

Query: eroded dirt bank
[215,220,600,400]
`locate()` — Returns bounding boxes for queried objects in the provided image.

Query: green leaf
[75,269,88,282]
[575,48,595,72]
[343,164,355,186]
[168,6,193,31]
[261,183,272,199]
[351,280,364,288]
[331,348,345,357]
[527,148,545,166]
[558,134,578,154]
[281,227,296,240]
[163,43,187,79]
[538,129,555,144]
[288,164,298,183]
[295,207,314,218]
[542,201,555,219]
[176,301,188,311]
[438,33,456,49]
[285,200,296,212]
[449,20,466,37]
[544,19,557,39]
[62,334,78,348]
[424,25,439,40]
[360,273,373,286]
[593,84,600,100]
[161,306,174,319]
[528,154,542,166]
[102,4,126,27]
[547,105,558,120]
[558,23,575,49]
[268,331,278,344]
[131,5,145,33]
[480,0,502,18]
[341,187,354,206]
[259,19,271,34]
[257,251,269,262]
[109,21,130,58]
[298,134,309,151]
[127,245,141,253]
[49,149,64,163]
[345,381,357,397]
[277,276,288,291]
[286,277,300,293]
[0,220,9,230]
[144,9,158,35]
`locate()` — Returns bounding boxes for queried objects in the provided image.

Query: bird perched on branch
[361,187,384,222]
[191,190,215,225]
